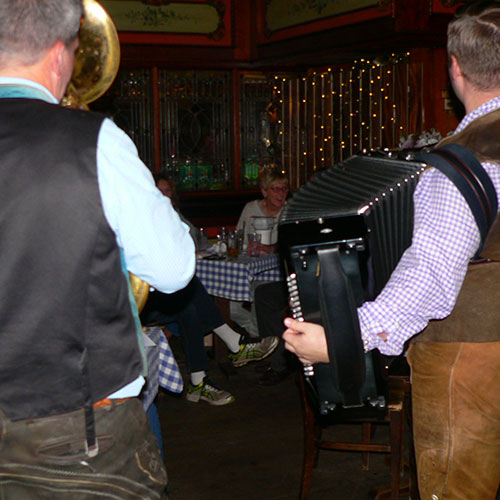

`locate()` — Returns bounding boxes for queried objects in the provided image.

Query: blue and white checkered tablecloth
[141,326,183,410]
[196,254,283,302]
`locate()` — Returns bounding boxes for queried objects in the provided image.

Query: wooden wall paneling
[369,62,382,150]
[300,76,308,175]
[359,65,368,152]
[285,78,293,183]
[233,0,256,63]
[344,68,354,159]
[319,73,327,168]
[409,48,461,137]
[380,63,396,148]
[393,0,432,32]
[277,77,288,182]
[407,59,425,139]
[432,0,462,14]
[310,74,317,173]
[324,71,334,172]
[299,77,309,187]
[393,61,409,145]
[152,66,161,173]
[289,78,296,186]
[276,75,309,189]
[350,67,360,156]
[331,69,341,165]
[231,69,241,190]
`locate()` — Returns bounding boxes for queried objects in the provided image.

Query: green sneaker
[229,336,279,368]
[185,377,235,406]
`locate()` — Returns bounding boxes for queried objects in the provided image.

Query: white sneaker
[186,377,235,406]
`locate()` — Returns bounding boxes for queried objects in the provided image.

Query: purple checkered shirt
[358,96,500,355]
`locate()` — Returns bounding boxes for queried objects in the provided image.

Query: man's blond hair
[448,1,500,91]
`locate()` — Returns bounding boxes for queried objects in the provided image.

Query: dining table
[141,326,183,410]
[195,252,284,370]
[195,253,283,302]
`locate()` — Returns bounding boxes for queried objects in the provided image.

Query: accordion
[278,152,426,415]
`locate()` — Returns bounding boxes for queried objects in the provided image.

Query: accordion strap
[317,246,365,408]
[416,143,498,259]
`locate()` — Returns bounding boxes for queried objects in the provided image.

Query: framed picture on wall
[99,0,232,46]
[259,0,390,43]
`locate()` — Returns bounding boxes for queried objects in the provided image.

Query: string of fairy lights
[270,52,411,184]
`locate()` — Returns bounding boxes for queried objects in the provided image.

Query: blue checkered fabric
[196,254,283,301]
[141,326,183,410]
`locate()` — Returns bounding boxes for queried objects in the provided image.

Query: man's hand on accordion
[282,317,329,365]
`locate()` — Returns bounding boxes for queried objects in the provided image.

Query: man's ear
[50,41,66,76]
[450,54,463,82]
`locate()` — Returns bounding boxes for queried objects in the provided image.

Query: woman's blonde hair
[258,166,288,189]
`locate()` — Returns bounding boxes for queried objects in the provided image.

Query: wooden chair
[298,366,410,500]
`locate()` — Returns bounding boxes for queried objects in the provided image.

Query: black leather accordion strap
[416,143,498,258]
[317,246,365,408]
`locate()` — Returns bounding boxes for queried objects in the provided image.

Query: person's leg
[0,399,167,499]
[254,281,293,383]
[184,277,256,352]
[255,281,289,339]
[176,300,211,375]
[229,275,276,338]
[184,276,226,333]
[141,278,235,406]
[146,401,164,460]
[229,300,259,337]
[142,278,216,377]
[408,342,500,500]
[183,277,279,366]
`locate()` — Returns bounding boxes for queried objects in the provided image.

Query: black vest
[0,98,143,420]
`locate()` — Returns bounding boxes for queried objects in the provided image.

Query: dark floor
[156,336,413,500]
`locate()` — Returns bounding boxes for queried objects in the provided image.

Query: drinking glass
[227,230,239,259]
[247,232,262,257]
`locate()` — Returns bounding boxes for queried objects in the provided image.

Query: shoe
[257,367,290,386]
[185,377,235,406]
[229,336,279,368]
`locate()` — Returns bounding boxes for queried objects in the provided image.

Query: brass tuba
[62,0,120,109]
[63,0,150,312]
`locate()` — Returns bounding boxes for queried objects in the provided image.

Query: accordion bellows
[278,152,425,413]
[280,154,425,296]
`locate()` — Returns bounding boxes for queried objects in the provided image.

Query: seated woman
[230,167,289,336]
[146,174,278,405]
[237,166,288,255]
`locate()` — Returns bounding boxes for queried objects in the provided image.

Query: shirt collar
[456,95,500,133]
[0,77,58,104]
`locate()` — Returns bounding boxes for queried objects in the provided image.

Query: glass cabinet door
[159,70,232,191]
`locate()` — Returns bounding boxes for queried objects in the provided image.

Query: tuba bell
[62,0,120,109]
[63,0,150,312]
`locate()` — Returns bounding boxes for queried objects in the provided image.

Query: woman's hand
[282,317,329,364]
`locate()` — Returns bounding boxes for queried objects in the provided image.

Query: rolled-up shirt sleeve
[96,118,195,293]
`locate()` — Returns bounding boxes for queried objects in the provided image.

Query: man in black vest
[0,1,195,498]
[283,2,500,499]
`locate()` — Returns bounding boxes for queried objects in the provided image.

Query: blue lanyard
[0,84,51,101]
